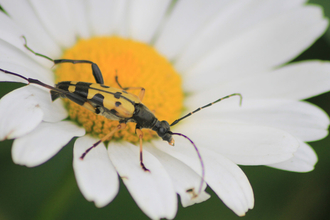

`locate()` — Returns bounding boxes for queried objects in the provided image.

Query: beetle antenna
[170,93,242,126]
[169,131,205,194]
[0,67,53,89]
[0,68,81,98]
[0,68,29,82]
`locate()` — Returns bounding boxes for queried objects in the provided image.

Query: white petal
[86,0,128,36]
[0,39,54,81]
[73,136,119,207]
[185,5,328,88]
[187,99,329,142]
[0,79,67,122]
[41,98,68,123]
[145,143,210,207]
[0,12,53,67]
[154,0,230,60]
[154,140,254,216]
[114,1,130,37]
[0,33,54,74]
[29,0,76,48]
[174,122,299,165]
[12,121,85,167]
[0,0,61,57]
[0,12,27,54]
[66,0,91,39]
[227,61,330,100]
[108,142,177,220]
[202,148,254,216]
[268,140,318,172]
[176,0,306,72]
[187,61,330,104]
[128,0,171,43]
[24,85,68,123]
[0,86,43,140]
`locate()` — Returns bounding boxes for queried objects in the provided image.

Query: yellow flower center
[55,37,183,143]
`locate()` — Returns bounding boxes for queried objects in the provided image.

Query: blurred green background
[1,1,330,219]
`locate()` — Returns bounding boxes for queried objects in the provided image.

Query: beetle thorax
[132,103,158,129]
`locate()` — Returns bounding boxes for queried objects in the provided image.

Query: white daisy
[0,0,329,219]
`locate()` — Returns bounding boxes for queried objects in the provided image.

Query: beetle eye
[159,127,166,134]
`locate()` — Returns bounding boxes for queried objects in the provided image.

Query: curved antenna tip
[171,132,205,194]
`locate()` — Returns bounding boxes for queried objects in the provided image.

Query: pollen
[54,37,183,143]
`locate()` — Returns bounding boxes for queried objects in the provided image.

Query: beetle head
[154,120,174,146]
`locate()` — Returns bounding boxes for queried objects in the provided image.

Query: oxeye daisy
[0,0,330,219]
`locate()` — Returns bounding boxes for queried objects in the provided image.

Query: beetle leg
[54,60,104,84]
[80,123,127,160]
[115,75,145,101]
[137,88,145,101]
[135,88,145,101]
[136,128,150,172]
[123,87,145,101]
[22,36,104,84]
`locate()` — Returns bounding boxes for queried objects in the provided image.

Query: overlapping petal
[108,142,177,220]
[145,143,210,207]
[86,0,127,36]
[184,5,328,86]
[12,121,85,167]
[155,0,231,60]
[170,121,299,165]
[66,0,90,39]
[0,85,43,140]
[25,85,68,122]
[176,0,307,73]
[153,139,254,216]
[29,0,76,48]
[188,61,330,102]
[128,0,171,43]
[73,136,119,207]
[0,61,53,84]
[0,0,61,57]
[187,99,329,142]
[269,140,318,172]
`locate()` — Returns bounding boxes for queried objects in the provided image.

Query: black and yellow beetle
[0,37,242,193]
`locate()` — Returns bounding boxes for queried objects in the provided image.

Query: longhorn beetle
[0,37,242,194]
